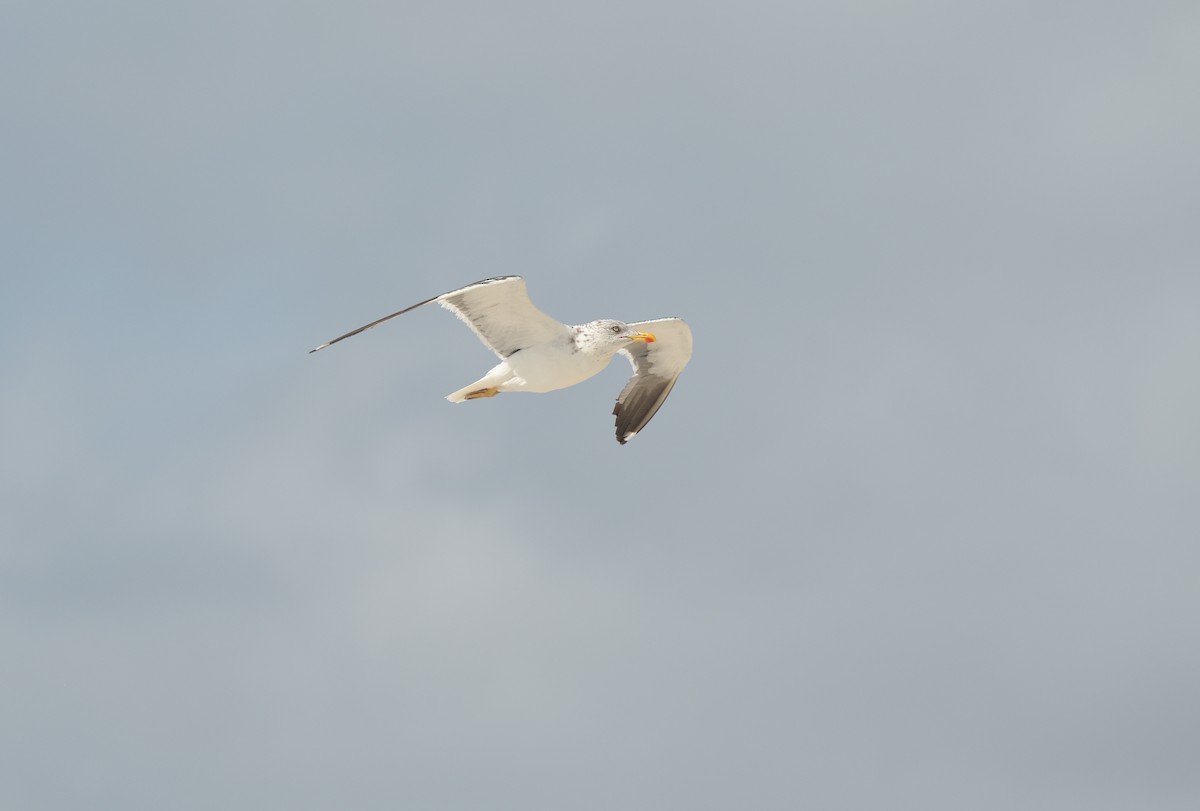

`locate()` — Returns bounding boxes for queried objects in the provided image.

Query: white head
[573,319,657,356]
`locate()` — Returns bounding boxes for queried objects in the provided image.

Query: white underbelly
[502,344,611,393]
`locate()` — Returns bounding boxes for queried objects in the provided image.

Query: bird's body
[446,336,611,400]
[310,276,692,444]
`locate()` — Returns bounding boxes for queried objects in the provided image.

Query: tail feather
[446,365,512,402]
[447,382,501,402]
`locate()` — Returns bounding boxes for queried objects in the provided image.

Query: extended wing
[309,276,568,357]
[613,318,693,444]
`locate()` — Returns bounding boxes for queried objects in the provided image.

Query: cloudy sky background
[3,2,1199,808]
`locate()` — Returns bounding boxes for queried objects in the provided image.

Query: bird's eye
[611,325,621,333]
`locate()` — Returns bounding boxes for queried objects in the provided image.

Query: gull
[310,276,692,444]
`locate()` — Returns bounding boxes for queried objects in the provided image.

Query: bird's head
[575,320,657,355]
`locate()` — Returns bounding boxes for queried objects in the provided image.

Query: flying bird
[310,276,692,444]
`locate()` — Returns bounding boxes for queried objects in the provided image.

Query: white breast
[503,342,614,393]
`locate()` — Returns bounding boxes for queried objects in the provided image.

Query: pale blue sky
[3,2,1199,809]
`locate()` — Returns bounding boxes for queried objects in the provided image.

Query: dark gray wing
[613,318,693,444]
[310,276,567,356]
